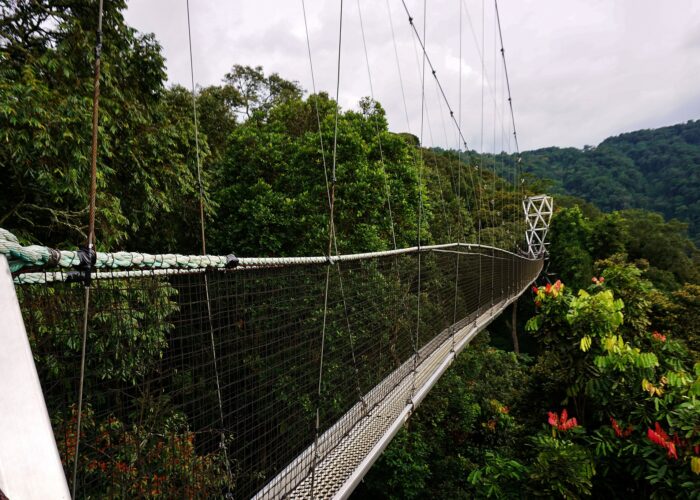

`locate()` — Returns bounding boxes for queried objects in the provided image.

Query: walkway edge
[333,275,538,499]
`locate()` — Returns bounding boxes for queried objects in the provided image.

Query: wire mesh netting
[15,246,542,498]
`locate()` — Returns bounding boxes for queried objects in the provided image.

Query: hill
[518,120,700,243]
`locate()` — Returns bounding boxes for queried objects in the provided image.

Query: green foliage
[548,207,593,290]
[358,334,532,499]
[525,273,700,497]
[365,260,700,498]
[210,92,424,256]
[547,207,700,292]
[6,3,700,498]
[528,434,595,499]
[21,278,177,384]
[467,452,528,498]
[662,284,700,358]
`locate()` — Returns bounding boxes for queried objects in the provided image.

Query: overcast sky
[124,0,700,152]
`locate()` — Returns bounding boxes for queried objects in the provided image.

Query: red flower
[651,331,667,342]
[532,286,539,293]
[655,422,670,442]
[500,406,510,414]
[610,416,633,438]
[648,423,679,459]
[548,409,578,432]
[545,283,552,293]
[611,417,623,437]
[559,418,578,431]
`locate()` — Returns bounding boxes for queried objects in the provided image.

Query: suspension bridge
[0,0,552,498]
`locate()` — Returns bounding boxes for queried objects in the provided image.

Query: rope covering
[0,228,233,274]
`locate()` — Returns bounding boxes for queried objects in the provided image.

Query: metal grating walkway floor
[254,277,536,499]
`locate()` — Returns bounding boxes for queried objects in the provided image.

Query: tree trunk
[511,300,520,354]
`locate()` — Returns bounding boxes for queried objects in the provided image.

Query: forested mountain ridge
[518,120,700,244]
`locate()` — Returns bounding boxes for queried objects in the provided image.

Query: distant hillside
[519,120,700,243]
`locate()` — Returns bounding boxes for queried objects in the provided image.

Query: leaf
[580,335,592,352]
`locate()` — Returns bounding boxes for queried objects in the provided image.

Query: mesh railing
[15,244,542,498]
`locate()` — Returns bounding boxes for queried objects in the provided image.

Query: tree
[209,89,426,256]
[0,0,205,252]
[548,207,593,290]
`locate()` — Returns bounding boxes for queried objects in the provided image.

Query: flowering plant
[547,409,578,434]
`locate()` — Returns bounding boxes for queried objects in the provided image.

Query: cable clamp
[225,253,239,269]
[47,247,61,267]
[66,245,96,284]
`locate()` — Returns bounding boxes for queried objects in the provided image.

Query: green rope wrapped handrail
[0,228,232,274]
[2,227,540,285]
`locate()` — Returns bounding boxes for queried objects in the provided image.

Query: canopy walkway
[0,214,546,499]
[0,0,547,497]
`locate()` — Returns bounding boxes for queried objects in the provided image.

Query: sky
[124,0,700,152]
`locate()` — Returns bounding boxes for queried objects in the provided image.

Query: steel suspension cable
[459,0,510,137]
[407,32,452,241]
[72,1,103,496]
[312,1,345,496]
[411,0,428,403]
[494,0,520,156]
[494,0,524,271]
[301,0,331,220]
[484,1,503,306]
[384,0,425,389]
[386,0,451,245]
[399,0,470,153]
[451,0,465,353]
[185,1,232,488]
[356,0,398,250]
[301,1,363,421]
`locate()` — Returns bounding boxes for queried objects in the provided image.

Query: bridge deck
[254,277,534,499]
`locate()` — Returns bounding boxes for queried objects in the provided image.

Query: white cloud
[125,0,700,151]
